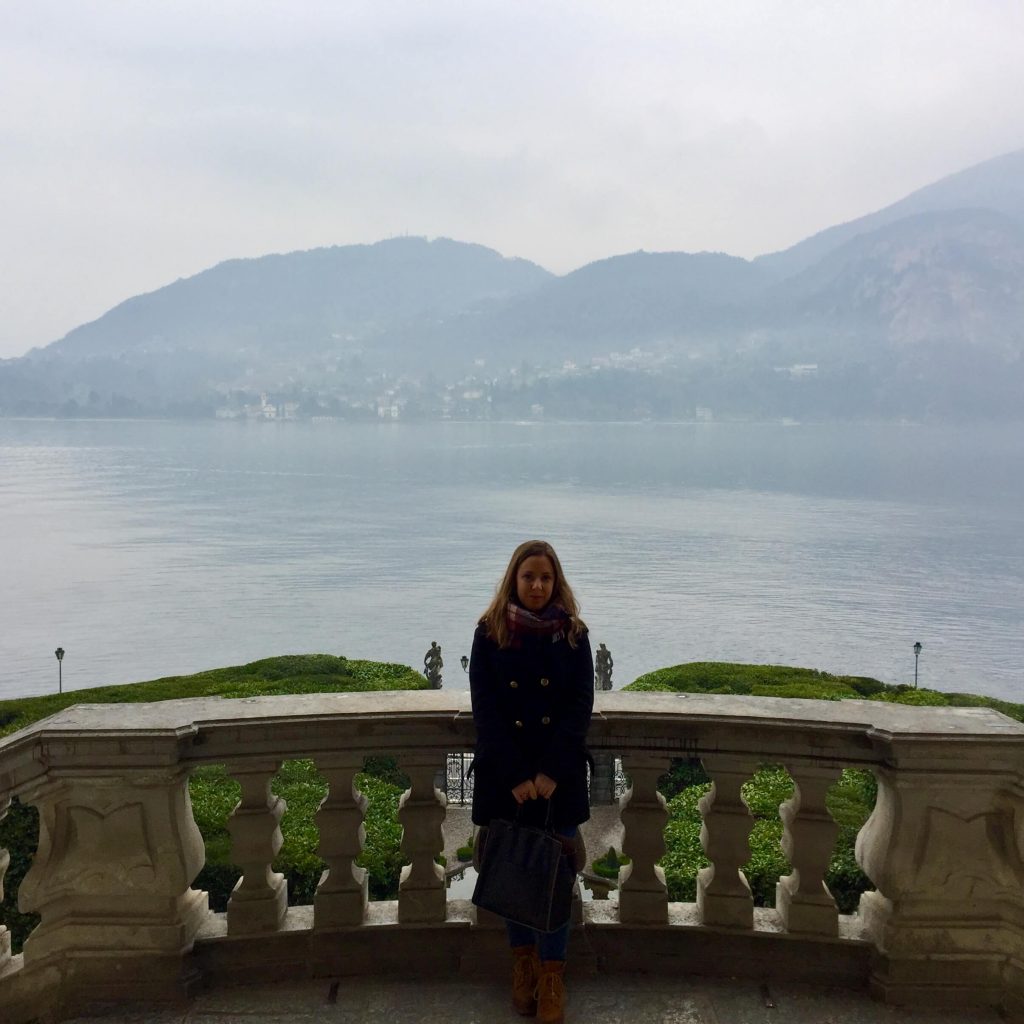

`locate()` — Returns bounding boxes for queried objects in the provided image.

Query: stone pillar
[776,764,840,936]
[589,751,617,805]
[17,768,208,998]
[696,755,756,929]
[225,762,288,935]
[397,754,447,924]
[313,756,368,928]
[856,765,1024,1006]
[618,754,669,924]
[0,796,10,968]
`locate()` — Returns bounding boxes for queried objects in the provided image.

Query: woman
[470,540,594,1023]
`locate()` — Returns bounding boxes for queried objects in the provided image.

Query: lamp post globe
[460,655,469,674]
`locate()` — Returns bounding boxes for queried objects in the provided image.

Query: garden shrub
[355,774,405,900]
[659,783,710,902]
[590,846,631,880]
[626,662,876,700]
[192,863,243,913]
[456,833,475,862]
[362,754,410,789]
[847,676,887,697]
[272,759,329,904]
[826,826,870,913]
[657,758,710,799]
[0,800,41,952]
[868,688,949,707]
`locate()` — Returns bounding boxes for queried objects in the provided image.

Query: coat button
[541,716,551,725]
[509,680,518,689]
[540,678,550,687]
[515,720,523,728]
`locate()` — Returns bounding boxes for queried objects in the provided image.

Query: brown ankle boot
[535,960,566,1024]
[511,945,540,1015]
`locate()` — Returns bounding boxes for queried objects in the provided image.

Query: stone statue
[595,642,613,691]
[424,641,443,689]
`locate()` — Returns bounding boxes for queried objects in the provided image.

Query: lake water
[1,418,1022,703]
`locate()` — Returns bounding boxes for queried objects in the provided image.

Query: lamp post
[55,647,65,694]
[913,641,922,689]
[460,655,468,674]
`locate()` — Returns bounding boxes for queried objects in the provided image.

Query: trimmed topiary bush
[590,846,631,880]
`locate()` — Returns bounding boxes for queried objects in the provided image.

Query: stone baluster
[696,755,756,928]
[397,753,447,924]
[856,762,1024,1005]
[0,796,10,968]
[776,764,840,936]
[226,761,287,935]
[313,756,368,928]
[618,754,670,924]
[17,767,208,1000]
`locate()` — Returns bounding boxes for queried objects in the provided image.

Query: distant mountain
[2,148,1022,420]
[757,148,1024,279]
[371,250,772,372]
[764,208,1024,351]
[499,249,770,340]
[753,207,1024,418]
[45,236,553,360]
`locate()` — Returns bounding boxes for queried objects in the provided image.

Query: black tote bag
[471,812,575,933]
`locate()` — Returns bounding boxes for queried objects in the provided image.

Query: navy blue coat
[469,622,594,830]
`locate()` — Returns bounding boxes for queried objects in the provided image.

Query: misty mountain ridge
[45,236,553,360]
[4,147,1023,420]
[755,148,1024,279]
[762,208,1024,351]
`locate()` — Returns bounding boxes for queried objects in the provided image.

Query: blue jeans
[504,827,575,962]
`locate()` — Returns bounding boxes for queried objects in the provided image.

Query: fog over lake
[1,418,1021,703]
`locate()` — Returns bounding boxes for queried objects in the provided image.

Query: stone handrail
[1,690,1023,1021]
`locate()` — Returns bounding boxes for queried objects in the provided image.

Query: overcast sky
[2,0,1023,359]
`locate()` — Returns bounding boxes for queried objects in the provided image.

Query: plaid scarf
[506,602,570,645]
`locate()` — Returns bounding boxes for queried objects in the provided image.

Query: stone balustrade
[1,690,1023,1022]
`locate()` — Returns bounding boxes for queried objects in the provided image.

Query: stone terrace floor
[66,976,1003,1024]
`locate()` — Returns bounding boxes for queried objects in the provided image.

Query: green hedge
[627,662,882,699]
[626,661,1024,722]
[0,800,40,950]
[0,654,427,740]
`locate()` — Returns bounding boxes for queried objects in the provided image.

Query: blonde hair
[479,540,586,649]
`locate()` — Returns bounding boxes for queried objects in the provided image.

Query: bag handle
[513,796,554,830]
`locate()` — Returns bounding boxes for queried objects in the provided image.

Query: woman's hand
[534,772,557,799]
[511,779,538,804]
